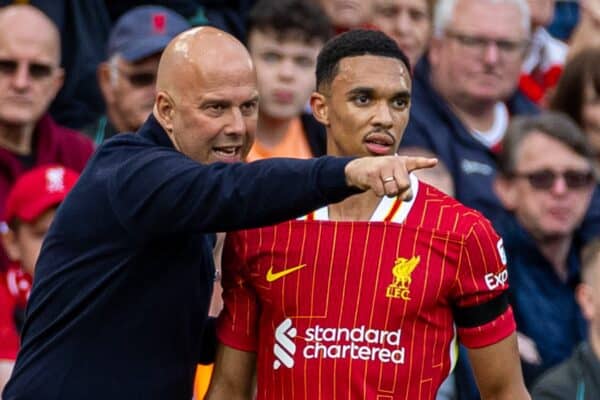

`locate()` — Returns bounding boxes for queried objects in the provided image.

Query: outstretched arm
[204,344,256,400]
[467,333,531,400]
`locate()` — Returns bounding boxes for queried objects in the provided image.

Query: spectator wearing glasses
[0,5,93,269]
[400,0,536,225]
[86,6,190,145]
[494,112,597,387]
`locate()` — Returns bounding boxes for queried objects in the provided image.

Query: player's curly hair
[247,0,332,45]
[316,29,411,92]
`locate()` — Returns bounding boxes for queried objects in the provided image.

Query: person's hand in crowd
[344,155,437,199]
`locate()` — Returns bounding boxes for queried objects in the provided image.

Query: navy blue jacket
[497,215,587,387]
[3,115,358,400]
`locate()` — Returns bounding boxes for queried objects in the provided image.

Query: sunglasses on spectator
[117,68,156,87]
[0,59,55,80]
[510,169,595,190]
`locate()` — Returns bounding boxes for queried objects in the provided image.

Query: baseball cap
[107,5,191,62]
[4,165,79,224]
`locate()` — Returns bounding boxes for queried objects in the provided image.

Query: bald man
[2,27,435,400]
[0,5,94,266]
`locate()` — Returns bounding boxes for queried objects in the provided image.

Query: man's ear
[2,229,21,262]
[494,175,518,211]
[428,36,443,68]
[154,91,175,131]
[576,283,594,321]
[310,91,330,127]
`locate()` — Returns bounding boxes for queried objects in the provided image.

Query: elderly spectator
[494,112,597,386]
[86,6,190,145]
[245,0,331,161]
[0,5,94,269]
[400,0,535,221]
[371,0,435,69]
[518,0,568,106]
[531,237,600,400]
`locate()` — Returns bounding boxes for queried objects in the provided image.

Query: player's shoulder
[413,180,494,236]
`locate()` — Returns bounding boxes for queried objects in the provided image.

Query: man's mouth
[213,145,243,162]
[364,132,395,155]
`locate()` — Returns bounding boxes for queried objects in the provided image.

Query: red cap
[4,165,79,224]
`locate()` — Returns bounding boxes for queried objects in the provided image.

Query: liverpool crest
[386,256,420,300]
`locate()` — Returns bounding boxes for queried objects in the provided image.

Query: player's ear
[494,175,517,211]
[310,91,330,127]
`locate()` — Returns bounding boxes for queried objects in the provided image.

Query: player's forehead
[331,55,410,94]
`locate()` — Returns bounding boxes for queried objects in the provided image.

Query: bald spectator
[2,26,434,400]
[0,5,94,269]
[85,6,190,145]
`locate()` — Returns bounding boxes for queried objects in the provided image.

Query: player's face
[167,60,258,164]
[429,0,527,106]
[371,0,432,68]
[249,30,321,121]
[312,55,411,157]
[505,131,595,241]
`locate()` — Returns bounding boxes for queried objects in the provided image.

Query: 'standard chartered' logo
[272,319,406,370]
[386,256,420,300]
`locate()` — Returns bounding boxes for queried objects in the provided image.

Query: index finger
[401,156,438,173]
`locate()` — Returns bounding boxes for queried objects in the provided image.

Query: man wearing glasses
[0,6,94,257]
[400,0,535,224]
[88,6,190,145]
[494,112,597,387]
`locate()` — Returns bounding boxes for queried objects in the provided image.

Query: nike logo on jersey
[266,264,307,282]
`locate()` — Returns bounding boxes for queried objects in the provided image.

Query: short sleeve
[216,230,260,352]
[452,217,516,348]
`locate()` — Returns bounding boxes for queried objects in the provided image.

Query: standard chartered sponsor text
[303,325,405,364]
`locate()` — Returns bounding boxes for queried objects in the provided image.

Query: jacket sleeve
[107,147,359,238]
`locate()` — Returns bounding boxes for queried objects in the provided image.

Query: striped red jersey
[217,176,515,400]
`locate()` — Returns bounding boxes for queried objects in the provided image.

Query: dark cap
[107,5,191,62]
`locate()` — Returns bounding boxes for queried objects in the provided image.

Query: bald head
[156,27,254,100]
[152,26,258,164]
[0,5,61,64]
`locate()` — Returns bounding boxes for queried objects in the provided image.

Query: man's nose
[12,62,31,90]
[226,107,246,135]
[372,102,394,128]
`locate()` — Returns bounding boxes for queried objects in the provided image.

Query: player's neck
[328,191,381,221]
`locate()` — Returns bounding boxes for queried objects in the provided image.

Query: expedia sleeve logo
[484,270,508,290]
[386,256,420,300]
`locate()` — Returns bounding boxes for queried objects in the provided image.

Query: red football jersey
[217,176,515,400]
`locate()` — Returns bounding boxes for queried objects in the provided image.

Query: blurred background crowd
[0,0,598,399]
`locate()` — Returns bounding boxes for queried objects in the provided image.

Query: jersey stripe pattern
[217,178,515,400]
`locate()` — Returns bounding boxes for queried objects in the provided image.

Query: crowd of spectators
[0,0,598,399]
